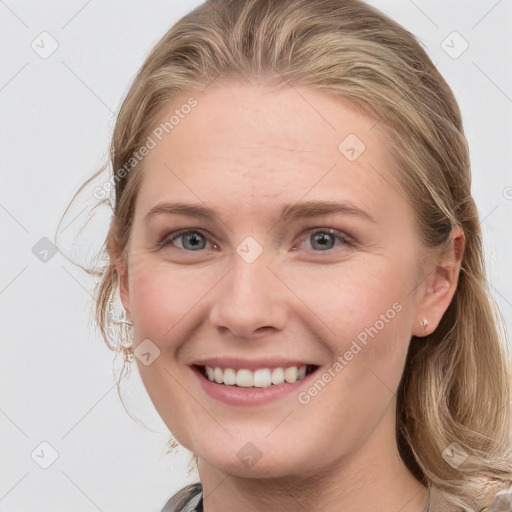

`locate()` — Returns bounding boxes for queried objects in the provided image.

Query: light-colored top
[488,483,512,511]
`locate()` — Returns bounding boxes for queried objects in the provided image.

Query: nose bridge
[208,238,287,337]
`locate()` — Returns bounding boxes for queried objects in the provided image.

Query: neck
[196,401,428,512]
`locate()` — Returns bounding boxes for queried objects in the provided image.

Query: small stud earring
[420,319,429,328]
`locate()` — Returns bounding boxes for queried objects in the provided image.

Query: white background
[1,1,511,510]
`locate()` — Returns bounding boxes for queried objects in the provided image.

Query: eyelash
[156,227,355,253]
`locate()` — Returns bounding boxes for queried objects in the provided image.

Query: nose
[208,247,288,339]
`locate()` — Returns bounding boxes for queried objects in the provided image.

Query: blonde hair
[60,0,512,510]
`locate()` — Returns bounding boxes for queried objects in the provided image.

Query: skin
[113,81,464,512]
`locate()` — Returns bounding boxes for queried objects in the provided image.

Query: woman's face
[118,81,433,477]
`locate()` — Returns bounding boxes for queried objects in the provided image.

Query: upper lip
[191,357,320,370]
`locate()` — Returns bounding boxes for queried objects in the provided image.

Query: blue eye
[157,227,353,253]
[160,230,213,251]
[300,229,352,251]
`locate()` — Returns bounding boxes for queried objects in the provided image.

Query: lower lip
[191,365,319,406]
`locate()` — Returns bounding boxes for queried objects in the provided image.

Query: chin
[197,441,312,479]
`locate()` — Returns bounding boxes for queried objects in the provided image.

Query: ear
[107,228,131,320]
[412,226,465,337]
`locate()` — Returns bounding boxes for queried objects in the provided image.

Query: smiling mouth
[194,364,319,388]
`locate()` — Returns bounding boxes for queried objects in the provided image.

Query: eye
[156,227,354,253]
[157,229,217,252]
[295,228,353,252]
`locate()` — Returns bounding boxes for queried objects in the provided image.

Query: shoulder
[160,482,203,512]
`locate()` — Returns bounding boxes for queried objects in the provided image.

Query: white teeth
[284,366,297,383]
[213,367,223,384]
[236,369,253,387]
[253,368,271,387]
[223,368,237,385]
[203,364,310,388]
[271,367,284,385]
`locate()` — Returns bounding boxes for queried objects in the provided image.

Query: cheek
[127,257,229,360]
[126,262,207,443]
[128,262,202,345]
[291,259,407,337]
[290,260,412,387]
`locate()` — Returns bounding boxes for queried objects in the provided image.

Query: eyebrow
[144,200,377,225]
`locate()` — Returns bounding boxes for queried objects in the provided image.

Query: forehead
[134,82,407,223]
